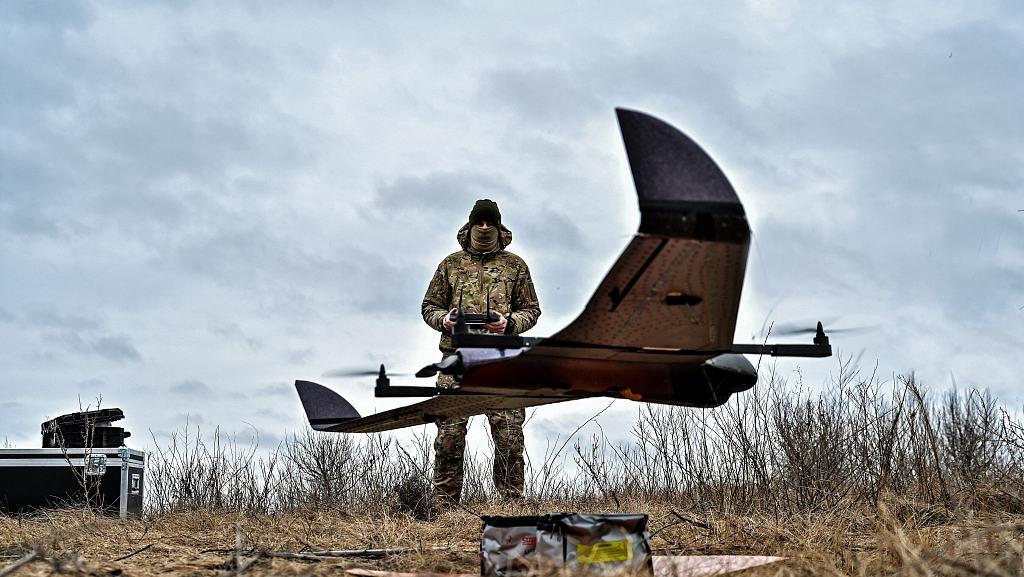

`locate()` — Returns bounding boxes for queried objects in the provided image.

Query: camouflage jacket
[422,223,541,354]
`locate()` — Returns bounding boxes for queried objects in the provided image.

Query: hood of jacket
[457,222,513,256]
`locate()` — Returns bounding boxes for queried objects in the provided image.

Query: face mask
[470,225,499,253]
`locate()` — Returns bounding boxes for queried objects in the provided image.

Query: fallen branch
[264,547,463,561]
[199,548,257,555]
[305,548,419,558]
[0,551,39,577]
[112,543,155,562]
[670,510,713,531]
[264,552,338,562]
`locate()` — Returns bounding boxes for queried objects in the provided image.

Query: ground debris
[0,502,1022,577]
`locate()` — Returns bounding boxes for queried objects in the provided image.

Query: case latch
[85,453,107,476]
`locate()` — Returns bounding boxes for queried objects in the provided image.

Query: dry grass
[1,500,1022,576]
[3,369,1024,576]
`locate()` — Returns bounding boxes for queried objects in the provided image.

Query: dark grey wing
[296,380,567,434]
[325,394,567,433]
[549,109,750,353]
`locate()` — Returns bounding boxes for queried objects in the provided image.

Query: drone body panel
[550,235,748,352]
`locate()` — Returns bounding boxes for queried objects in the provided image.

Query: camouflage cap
[469,199,501,226]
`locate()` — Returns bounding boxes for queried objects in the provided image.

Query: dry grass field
[2,499,1022,576]
[3,370,1024,576]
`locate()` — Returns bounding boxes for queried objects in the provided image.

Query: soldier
[421,199,541,503]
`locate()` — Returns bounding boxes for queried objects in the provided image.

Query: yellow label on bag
[575,540,632,564]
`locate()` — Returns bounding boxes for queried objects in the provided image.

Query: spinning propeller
[322,364,439,398]
[757,319,876,340]
[322,367,414,378]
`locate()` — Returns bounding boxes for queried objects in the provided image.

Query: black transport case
[0,448,145,518]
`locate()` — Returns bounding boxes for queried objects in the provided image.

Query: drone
[295,108,832,434]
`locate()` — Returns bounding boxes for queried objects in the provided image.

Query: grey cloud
[208,321,263,351]
[371,171,516,221]
[172,413,205,425]
[344,246,432,318]
[164,224,353,323]
[474,26,747,139]
[170,380,212,395]
[171,226,320,289]
[26,309,102,331]
[52,332,142,362]
[254,408,290,421]
[224,425,282,450]
[254,383,292,397]
[512,210,595,314]
[1,9,318,242]
[513,208,586,253]
[754,164,1023,330]
[0,2,92,31]
[478,65,605,129]
[248,429,284,450]
[283,349,313,364]
[74,378,108,392]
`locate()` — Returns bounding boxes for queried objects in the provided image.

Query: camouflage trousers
[433,373,525,503]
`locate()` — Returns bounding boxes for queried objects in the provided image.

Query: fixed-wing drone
[295,108,832,434]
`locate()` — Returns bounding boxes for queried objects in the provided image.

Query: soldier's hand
[485,311,507,333]
[442,308,458,333]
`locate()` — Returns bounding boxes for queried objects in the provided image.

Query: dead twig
[299,547,419,558]
[0,551,39,577]
[263,547,460,561]
[199,548,257,555]
[670,510,713,532]
[264,552,336,562]
[111,543,154,562]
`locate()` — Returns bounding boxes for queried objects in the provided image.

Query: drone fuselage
[451,347,756,408]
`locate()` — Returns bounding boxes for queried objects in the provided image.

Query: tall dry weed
[143,370,1024,519]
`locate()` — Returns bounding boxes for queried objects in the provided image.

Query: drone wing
[546,109,750,354]
[445,109,756,405]
[296,380,566,433]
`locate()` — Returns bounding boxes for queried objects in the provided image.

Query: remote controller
[449,310,500,325]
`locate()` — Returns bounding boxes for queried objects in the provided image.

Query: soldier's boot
[433,415,469,506]
[488,408,526,500]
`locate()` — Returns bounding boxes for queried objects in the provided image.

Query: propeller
[322,366,414,378]
[756,319,877,340]
[771,324,876,337]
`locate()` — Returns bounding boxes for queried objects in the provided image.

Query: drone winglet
[616,107,743,212]
[294,380,361,431]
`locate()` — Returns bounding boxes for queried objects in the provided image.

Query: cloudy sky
[1,1,1021,454]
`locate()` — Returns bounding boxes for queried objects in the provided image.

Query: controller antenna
[454,287,469,335]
